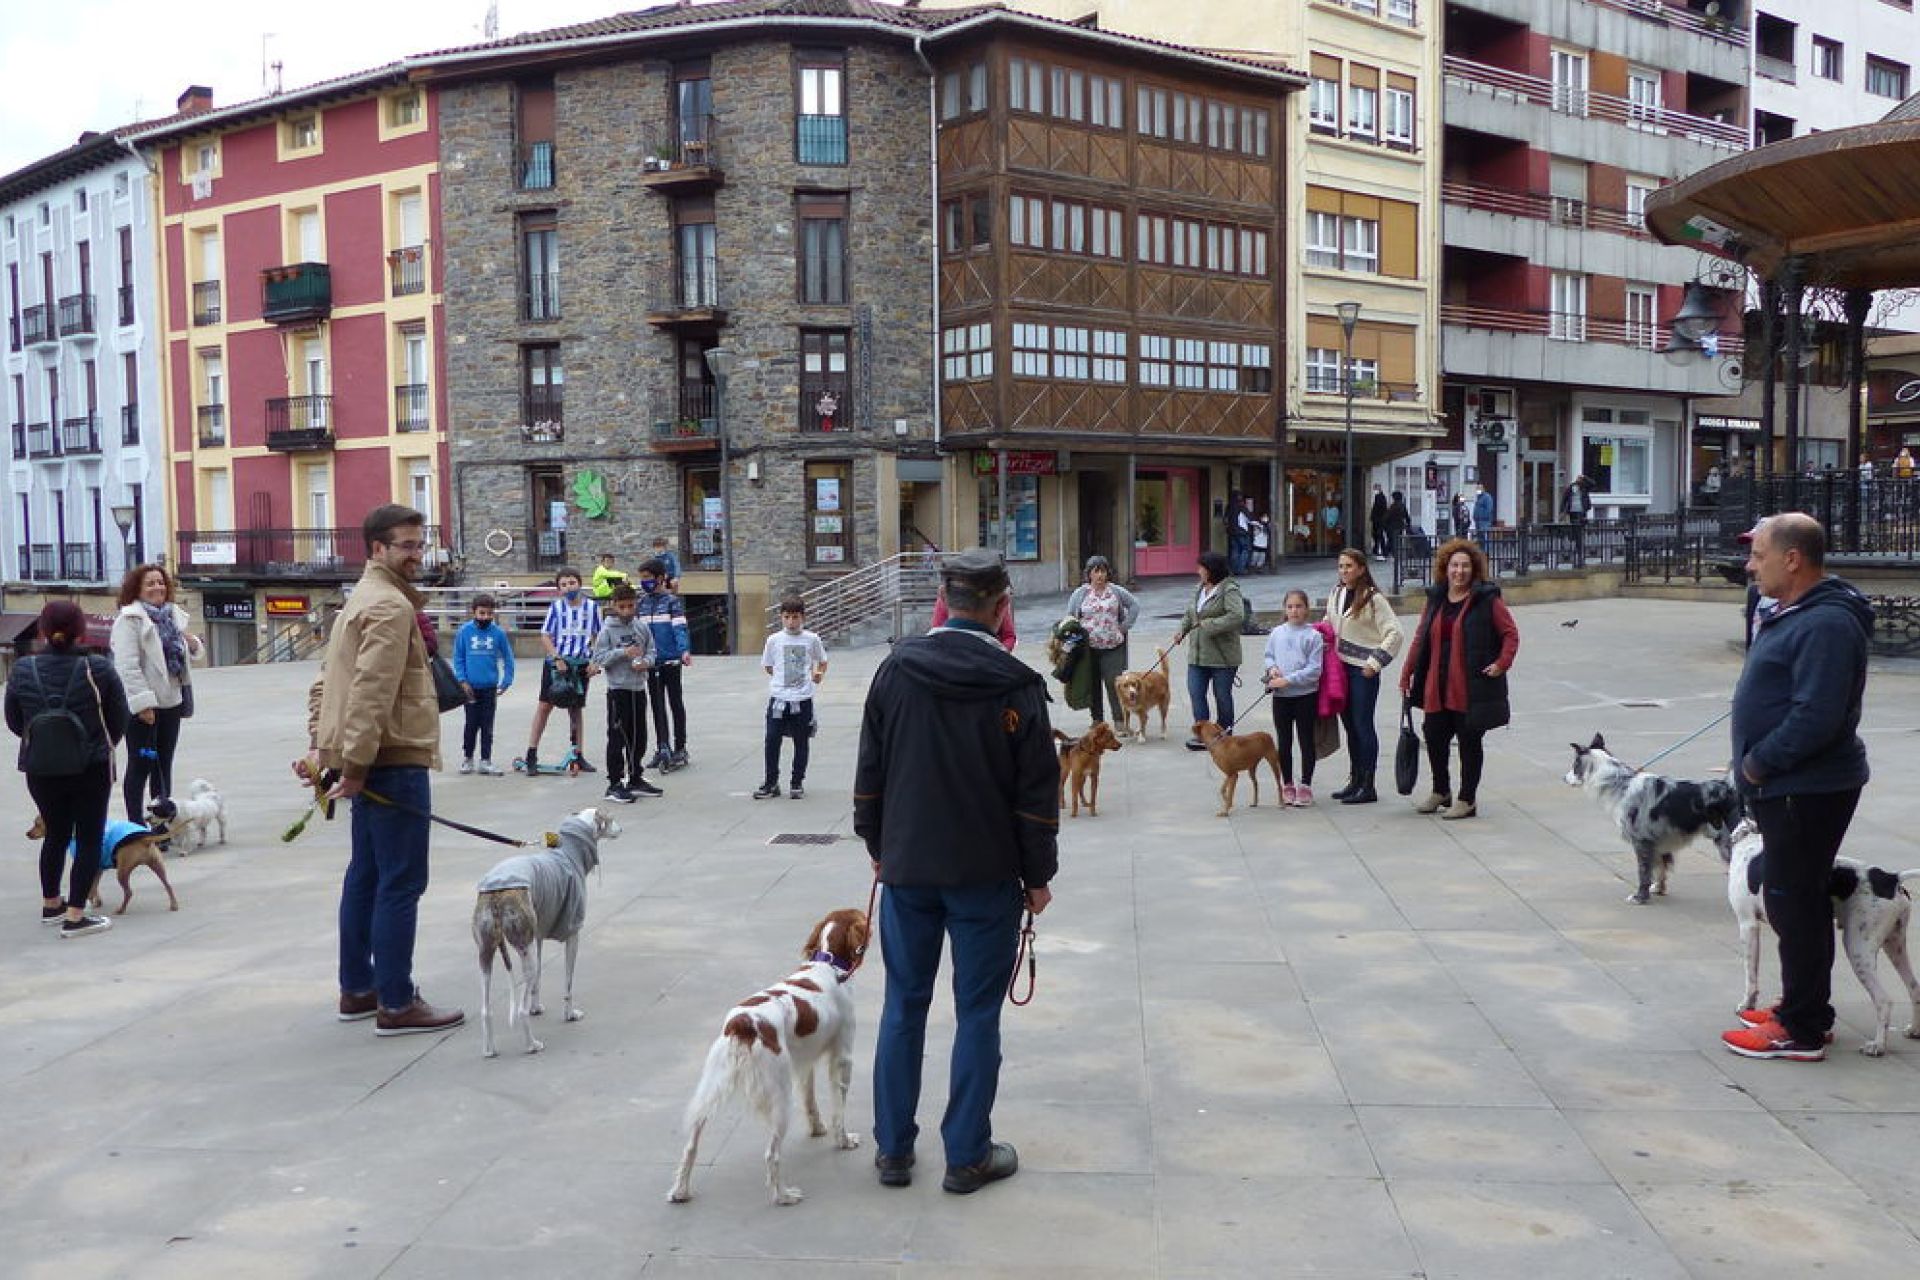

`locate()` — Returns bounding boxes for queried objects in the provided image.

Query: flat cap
[942,546,1009,586]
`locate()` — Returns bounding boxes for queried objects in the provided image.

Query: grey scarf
[143,601,188,679]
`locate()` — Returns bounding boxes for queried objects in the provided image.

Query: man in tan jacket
[316,504,463,1036]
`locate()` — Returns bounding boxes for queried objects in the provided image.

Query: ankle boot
[1330,769,1360,802]
[1340,773,1378,805]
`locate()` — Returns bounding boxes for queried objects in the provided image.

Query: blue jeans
[1340,666,1383,775]
[1187,664,1235,728]
[1228,534,1250,575]
[340,765,432,1010]
[462,686,498,760]
[873,880,1023,1168]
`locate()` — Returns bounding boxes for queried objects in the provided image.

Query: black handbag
[1394,699,1421,796]
[429,654,468,714]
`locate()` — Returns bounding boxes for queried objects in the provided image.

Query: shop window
[1581,425,1651,497]
[806,460,853,565]
[978,472,1039,561]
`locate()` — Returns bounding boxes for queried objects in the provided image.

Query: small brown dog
[1053,721,1124,817]
[27,815,180,914]
[1193,720,1284,817]
[1114,647,1173,742]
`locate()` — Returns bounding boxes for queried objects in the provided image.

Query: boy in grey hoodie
[590,586,661,802]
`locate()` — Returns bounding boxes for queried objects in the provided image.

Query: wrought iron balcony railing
[641,113,720,174]
[176,525,443,579]
[388,242,428,296]
[22,303,55,345]
[196,404,227,448]
[26,421,56,458]
[60,542,101,582]
[59,414,100,455]
[57,294,95,336]
[266,394,335,450]
[121,404,140,446]
[395,383,429,432]
[191,281,222,326]
[9,421,23,459]
[118,283,135,326]
[797,114,848,165]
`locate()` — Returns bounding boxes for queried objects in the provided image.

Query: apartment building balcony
[520,388,563,443]
[9,422,22,460]
[1443,180,1651,239]
[196,404,227,448]
[26,543,57,581]
[1441,301,1738,393]
[59,414,100,456]
[640,114,724,192]
[652,382,719,452]
[26,421,56,458]
[57,294,95,338]
[1451,0,1747,62]
[174,526,440,579]
[388,243,428,297]
[120,404,140,446]
[395,383,430,432]
[1442,57,1744,165]
[60,542,101,583]
[191,281,222,326]
[266,395,335,451]
[797,115,847,166]
[260,263,332,325]
[22,304,55,346]
[646,259,727,330]
[1304,375,1425,404]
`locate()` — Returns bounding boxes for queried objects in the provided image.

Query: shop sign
[1696,415,1761,432]
[972,450,1057,476]
[264,594,310,617]
[189,540,236,565]
[202,593,256,624]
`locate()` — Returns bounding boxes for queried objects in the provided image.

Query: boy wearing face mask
[635,558,693,771]
[452,594,516,775]
[525,568,601,776]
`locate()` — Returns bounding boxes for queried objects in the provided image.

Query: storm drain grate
[768,833,844,846]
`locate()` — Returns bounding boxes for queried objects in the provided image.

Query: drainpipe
[912,36,941,450]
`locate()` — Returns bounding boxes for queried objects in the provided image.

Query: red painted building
[126,73,447,663]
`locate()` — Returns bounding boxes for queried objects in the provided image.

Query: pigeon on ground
[1561,619,1579,628]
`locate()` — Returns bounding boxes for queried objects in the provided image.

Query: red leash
[1007,907,1038,1006]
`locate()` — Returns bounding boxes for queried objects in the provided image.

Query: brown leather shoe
[338,990,378,1022]
[374,997,465,1037]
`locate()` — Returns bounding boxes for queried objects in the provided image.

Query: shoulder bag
[1394,698,1421,796]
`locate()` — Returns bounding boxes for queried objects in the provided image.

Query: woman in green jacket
[1174,550,1244,750]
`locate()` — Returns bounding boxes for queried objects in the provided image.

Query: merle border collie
[1564,733,1742,904]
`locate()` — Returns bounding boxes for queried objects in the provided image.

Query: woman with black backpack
[4,601,129,937]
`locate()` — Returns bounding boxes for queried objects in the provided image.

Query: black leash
[1221,685,1278,734]
[358,782,551,848]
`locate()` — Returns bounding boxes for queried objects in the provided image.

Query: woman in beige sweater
[1325,548,1403,804]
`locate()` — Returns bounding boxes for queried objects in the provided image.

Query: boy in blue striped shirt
[524,567,601,776]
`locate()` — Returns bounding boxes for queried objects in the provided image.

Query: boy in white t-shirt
[754,599,828,800]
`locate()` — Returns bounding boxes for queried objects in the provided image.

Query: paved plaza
[4,580,1920,1278]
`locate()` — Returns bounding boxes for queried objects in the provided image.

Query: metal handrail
[766,551,942,642]
[1443,56,1746,150]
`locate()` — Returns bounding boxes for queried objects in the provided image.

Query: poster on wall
[813,515,843,534]
[549,500,569,532]
[815,477,841,511]
[815,545,845,563]
[702,496,724,528]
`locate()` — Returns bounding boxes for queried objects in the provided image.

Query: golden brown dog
[1193,720,1284,817]
[1114,647,1173,742]
[27,815,180,914]
[1053,721,1124,817]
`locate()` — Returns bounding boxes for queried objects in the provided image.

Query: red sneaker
[1733,1007,1834,1042]
[1722,1020,1826,1061]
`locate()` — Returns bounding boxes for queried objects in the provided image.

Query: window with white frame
[1009,57,1043,112]
[1347,83,1378,139]
[1348,357,1379,392]
[1309,77,1340,132]
[942,323,992,381]
[1138,212,1167,264]
[1240,228,1269,277]
[1625,177,1656,229]
[1092,330,1126,383]
[1866,56,1909,99]
[1307,212,1339,268]
[1140,335,1171,386]
[1241,344,1273,393]
[1173,338,1205,389]
[1206,342,1238,391]
[1308,349,1340,393]
[1386,0,1415,23]
[1011,323,1048,377]
[1384,87,1415,147]
[1625,285,1658,350]
[1049,66,1086,122]
[1240,107,1269,156]
[1169,217,1202,269]
[1626,67,1662,131]
[1050,199,1087,254]
[1051,326,1089,380]
[1137,85,1169,137]
[1089,74,1124,129]
[1581,409,1651,496]
[1342,216,1379,272]
[1550,271,1588,341]
[1812,37,1842,82]
[1170,91,1202,143]
[1090,206,1122,259]
[1009,193,1045,248]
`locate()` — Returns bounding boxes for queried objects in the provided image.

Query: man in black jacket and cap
[855,547,1058,1195]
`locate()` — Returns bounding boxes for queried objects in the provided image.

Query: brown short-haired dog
[1053,721,1124,817]
[1114,647,1173,742]
[27,814,180,914]
[1193,720,1284,817]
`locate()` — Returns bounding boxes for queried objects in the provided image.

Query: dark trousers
[1421,709,1485,803]
[1086,643,1128,724]
[1341,667,1383,776]
[873,879,1023,1168]
[1271,694,1317,784]
[122,705,183,821]
[605,686,650,787]
[340,765,431,1010]
[648,662,688,753]
[1753,789,1861,1045]
[763,698,813,787]
[30,763,111,909]
[462,686,499,761]
[1187,664,1235,728]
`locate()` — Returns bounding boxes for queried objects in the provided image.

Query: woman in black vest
[4,601,129,936]
[1397,539,1519,821]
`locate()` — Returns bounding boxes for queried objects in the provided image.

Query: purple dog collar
[810,950,854,982]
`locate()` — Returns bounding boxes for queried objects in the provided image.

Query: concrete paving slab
[6,589,1920,1274]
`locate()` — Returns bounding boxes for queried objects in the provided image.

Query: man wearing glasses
[312,505,464,1037]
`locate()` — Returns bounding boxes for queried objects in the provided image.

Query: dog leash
[1007,906,1038,1006]
[351,780,555,848]
[1636,709,1733,773]
[1221,685,1278,734]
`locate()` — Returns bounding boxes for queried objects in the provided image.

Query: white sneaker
[459,758,475,775]
[477,760,503,776]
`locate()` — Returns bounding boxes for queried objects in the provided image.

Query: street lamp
[1336,300,1362,555]
[109,500,137,575]
[703,346,739,655]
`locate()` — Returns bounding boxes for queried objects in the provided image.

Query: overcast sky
[0,0,634,176]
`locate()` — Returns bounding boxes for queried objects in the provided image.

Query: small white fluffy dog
[668,908,869,1206]
[147,778,227,853]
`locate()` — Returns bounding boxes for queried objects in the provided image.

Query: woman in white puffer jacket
[109,563,202,821]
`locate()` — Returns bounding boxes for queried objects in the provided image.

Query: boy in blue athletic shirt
[452,593,516,775]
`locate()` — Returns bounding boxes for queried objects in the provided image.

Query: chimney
[177,86,214,114]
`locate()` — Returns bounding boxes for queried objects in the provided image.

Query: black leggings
[123,705,183,821]
[1422,709,1484,803]
[1271,695,1317,785]
[605,686,650,787]
[30,762,112,910]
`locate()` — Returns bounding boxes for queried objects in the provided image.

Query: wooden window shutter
[1306,185,1342,215]
[1310,53,1342,81]
[1378,326,1415,384]
[1379,199,1418,279]
[1349,64,1380,92]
